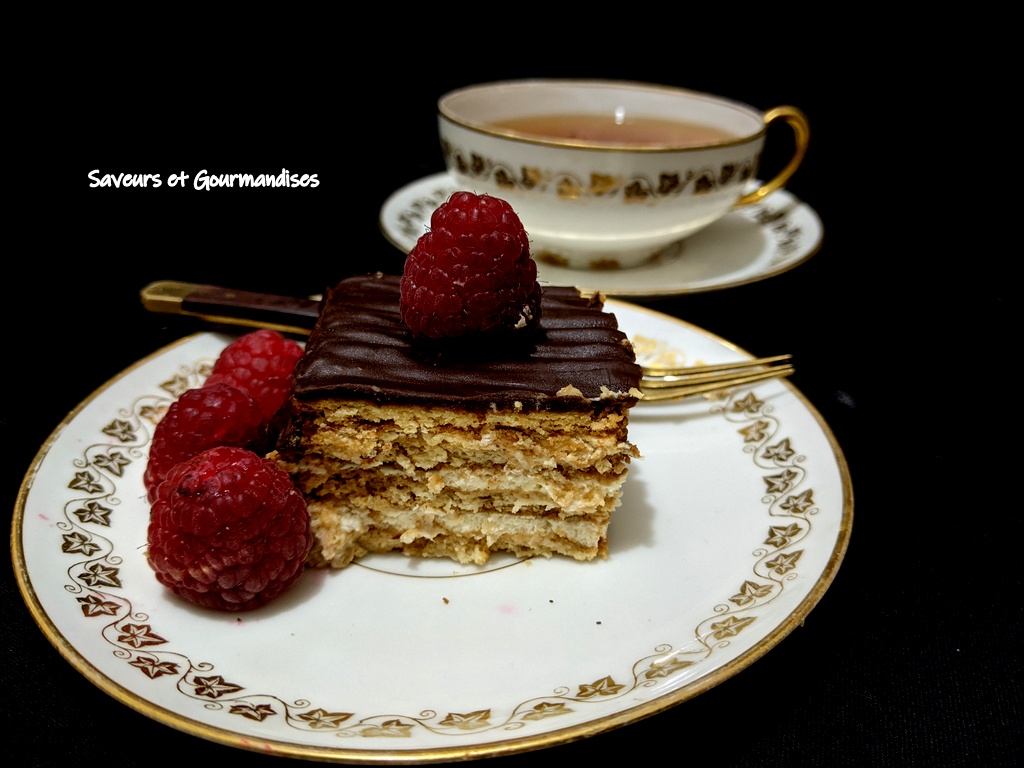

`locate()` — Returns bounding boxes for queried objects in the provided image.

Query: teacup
[437,79,810,270]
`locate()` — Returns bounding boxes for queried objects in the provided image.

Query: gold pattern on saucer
[753,205,804,261]
[393,181,453,243]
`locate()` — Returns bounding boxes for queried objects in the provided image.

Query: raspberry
[146,446,312,611]
[204,329,304,423]
[144,383,264,503]
[400,191,541,343]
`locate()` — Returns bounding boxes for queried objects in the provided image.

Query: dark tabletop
[7,49,1019,767]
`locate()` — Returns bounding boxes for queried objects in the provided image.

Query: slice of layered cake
[271,192,642,568]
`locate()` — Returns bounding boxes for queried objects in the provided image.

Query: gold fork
[639,354,794,401]
[140,281,794,402]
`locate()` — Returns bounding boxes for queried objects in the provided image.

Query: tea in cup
[437,79,810,270]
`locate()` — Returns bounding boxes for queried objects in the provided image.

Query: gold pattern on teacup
[535,250,570,267]
[521,166,543,189]
[658,173,684,195]
[442,142,755,202]
[588,258,625,270]
[535,250,632,270]
[590,174,617,196]
[693,171,715,194]
[624,180,651,202]
[493,167,516,189]
[556,177,582,200]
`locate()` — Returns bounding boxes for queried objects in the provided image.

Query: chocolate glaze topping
[291,273,642,408]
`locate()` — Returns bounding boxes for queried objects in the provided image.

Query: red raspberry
[400,191,541,342]
[146,446,312,611]
[144,383,264,503]
[204,329,304,423]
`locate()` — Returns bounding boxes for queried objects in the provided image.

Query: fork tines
[639,355,794,402]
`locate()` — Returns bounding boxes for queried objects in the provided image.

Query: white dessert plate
[12,303,852,763]
[379,172,824,297]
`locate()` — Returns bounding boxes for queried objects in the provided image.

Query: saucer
[379,172,824,298]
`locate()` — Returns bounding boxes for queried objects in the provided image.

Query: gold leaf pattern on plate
[130,655,180,679]
[297,709,353,729]
[439,710,492,730]
[14,319,849,757]
[192,675,244,699]
[116,624,167,649]
[577,676,625,699]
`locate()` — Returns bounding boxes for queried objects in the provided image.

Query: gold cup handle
[734,105,810,208]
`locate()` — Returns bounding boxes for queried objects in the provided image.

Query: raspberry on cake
[400,191,541,343]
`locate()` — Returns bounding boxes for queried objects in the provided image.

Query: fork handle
[140,280,319,335]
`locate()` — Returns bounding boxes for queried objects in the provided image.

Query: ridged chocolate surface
[291,273,642,408]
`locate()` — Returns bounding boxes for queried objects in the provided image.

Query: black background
[7,37,1018,767]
